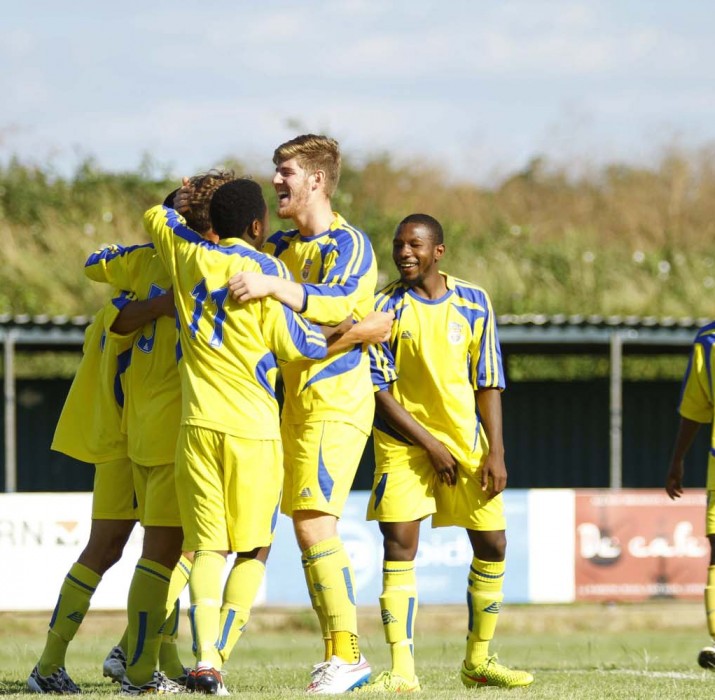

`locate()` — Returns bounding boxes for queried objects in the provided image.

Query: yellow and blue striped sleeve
[262,297,327,363]
[462,287,504,391]
[679,329,715,423]
[84,243,154,289]
[302,227,376,324]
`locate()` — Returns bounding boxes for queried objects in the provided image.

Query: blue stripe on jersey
[266,230,296,258]
[697,325,715,396]
[255,352,278,399]
[301,228,373,299]
[373,413,413,445]
[111,290,133,312]
[369,343,396,391]
[317,437,335,501]
[301,344,361,391]
[281,305,327,359]
[84,242,153,268]
[114,347,132,408]
[162,207,292,278]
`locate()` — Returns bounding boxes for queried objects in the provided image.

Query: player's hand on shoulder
[228,270,274,302]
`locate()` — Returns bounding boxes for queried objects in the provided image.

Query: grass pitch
[1,603,712,699]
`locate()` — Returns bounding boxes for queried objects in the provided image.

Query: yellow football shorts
[367,440,506,531]
[176,425,283,553]
[281,420,368,518]
[92,457,137,520]
[131,461,182,527]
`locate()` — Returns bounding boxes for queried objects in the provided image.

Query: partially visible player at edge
[26,295,137,693]
[228,135,386,694]
[666,321,715,670]
[364,214,534,691]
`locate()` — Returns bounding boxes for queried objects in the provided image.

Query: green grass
[1,604,712,699]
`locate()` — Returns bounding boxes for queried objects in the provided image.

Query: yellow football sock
[465,557,505,669]
[218,557,266,664]
[189,551,226,670]
[159,555,192,679]
[303,537,359,663]
[38,563,101,676]
[380,560,417,680]
[302,553,332,660]
[117,628,129,653]
[125,558,173,686]
[706,566,715,639]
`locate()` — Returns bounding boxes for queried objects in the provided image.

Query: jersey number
[136,283,168,354]
[188,279,229,348]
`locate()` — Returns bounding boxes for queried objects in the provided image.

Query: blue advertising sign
[265,490,530,605]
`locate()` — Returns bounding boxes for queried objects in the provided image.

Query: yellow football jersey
[678,322,715,489]
[264,213,377,433]
[371,272,505,459]
[85,243,181,466]
[144,205,328,440]
[51,295,133,464]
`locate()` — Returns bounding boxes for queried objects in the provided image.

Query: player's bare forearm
[375,389,458,486]
[665,417,702,499]
[326,311,394,356]
[228,272,306,311]
[111,293,174,335]
[476,388,507,496]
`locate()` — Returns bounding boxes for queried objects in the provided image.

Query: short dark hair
[396,213,444,245]
[210,179,266,240]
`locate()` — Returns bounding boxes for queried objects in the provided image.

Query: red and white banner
[574,490,708,601]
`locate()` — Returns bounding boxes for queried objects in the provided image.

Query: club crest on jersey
[448,321,464,345]
[301,259,314,281]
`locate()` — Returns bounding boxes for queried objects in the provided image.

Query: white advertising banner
[0,490,571,611]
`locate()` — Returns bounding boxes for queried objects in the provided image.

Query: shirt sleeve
[301,228,376,325]
[101,291,137,350]
[84,243,153,290]
[261,297,328,363]
[143,205,202,274]
[679,341,714,423]
[470,290,505,391]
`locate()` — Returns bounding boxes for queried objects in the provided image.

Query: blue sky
[2,1,714,184]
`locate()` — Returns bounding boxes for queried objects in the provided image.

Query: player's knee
[469,529,506,561]
[78,537,127,573]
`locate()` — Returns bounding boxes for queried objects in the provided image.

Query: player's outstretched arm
[666,416,702,499]
[375,389,458,486]
[111,290,175,335]
[476,387,507,499]
[325,310,394,356]
[228,271,307,312]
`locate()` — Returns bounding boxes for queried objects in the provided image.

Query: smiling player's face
[272,157,313,221]
[392,222,444,288]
